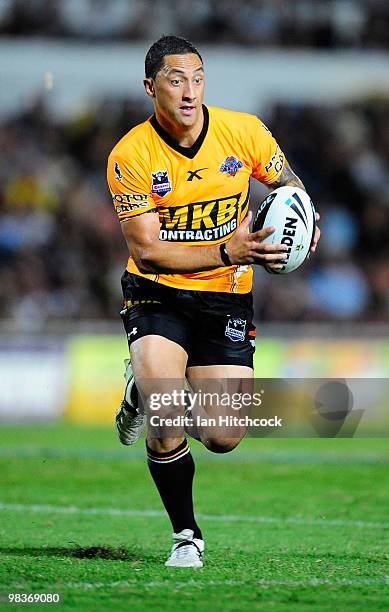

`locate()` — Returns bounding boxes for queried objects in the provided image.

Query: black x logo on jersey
[187,168,208,181]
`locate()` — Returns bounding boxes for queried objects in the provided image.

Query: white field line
[20,577,389,590]
[1,502,388,530]
[1,447,388,465]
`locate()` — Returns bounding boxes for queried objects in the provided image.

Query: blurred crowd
[1,0,389,49]
[0,96,150,328]
[254,97,389,322]
[1,92,388,328]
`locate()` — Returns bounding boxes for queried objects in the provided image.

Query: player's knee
[203,436,241,454]
[146,437,185,454]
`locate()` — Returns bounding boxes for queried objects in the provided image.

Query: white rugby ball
[252,186,316,274]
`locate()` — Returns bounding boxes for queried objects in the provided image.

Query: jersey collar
[150,105,209,160]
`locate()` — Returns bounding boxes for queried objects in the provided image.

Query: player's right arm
[108,151,287,272]
[120,211,288,273]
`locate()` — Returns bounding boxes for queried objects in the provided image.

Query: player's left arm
[249,118,320,254]
[267,157,320,254]
[267,157,305,191]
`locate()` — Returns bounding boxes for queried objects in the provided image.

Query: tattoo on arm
[269,159,305,191]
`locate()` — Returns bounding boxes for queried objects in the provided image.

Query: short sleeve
[246,118,285,185]
[107,153,156,222]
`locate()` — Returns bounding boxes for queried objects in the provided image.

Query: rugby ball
[252,186,316,274]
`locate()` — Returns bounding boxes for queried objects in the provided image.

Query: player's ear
[144,78,155,98]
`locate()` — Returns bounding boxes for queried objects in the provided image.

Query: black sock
[146,440,202,540]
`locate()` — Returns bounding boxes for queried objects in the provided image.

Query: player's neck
[155,107,204,148]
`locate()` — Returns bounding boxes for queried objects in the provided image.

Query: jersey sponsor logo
[115,202,149,214]
[225,317,246,342]
[264,146,284,175]
[158,193,241,242]
[220,156,243,177]
[113,193,148,203]
[151,170,172,197]
[114,161,123,181]
[113,193,149,214]
[187,168,208,181]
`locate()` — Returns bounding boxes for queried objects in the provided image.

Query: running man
[107,35,320,567]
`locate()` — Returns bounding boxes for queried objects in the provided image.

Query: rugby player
[107,36,320,568]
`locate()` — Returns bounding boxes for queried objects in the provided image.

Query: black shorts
[120,272,256,368]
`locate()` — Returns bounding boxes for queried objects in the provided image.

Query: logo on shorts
[220,156,243,177]
[114,161,123,181]
[225,317,246,342]
[151,170,172,197]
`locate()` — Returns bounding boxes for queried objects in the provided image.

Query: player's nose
[182,82,196,101]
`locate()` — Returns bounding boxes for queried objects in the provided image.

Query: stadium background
[1,0,389,422]
[0,2,388,609]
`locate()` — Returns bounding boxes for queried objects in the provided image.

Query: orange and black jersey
[107,105,284,293]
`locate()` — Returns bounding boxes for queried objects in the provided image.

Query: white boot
[165,529,204,568]
[115,360,145,445]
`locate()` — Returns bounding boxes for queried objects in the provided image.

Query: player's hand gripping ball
[253,186,316,274]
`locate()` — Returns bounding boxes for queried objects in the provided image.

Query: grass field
[0,424,388,610]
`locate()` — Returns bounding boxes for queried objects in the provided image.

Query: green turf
[0,424,388,610]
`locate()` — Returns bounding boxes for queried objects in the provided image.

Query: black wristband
[220,243,232,266]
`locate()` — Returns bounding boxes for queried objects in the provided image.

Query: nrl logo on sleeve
[114,161,123,181]
[220,156,244,177]
[225,317,246,342]
[151,170,172,197]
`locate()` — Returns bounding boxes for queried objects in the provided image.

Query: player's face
[145,54,205,131]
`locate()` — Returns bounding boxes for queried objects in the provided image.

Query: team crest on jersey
[225,317,246,342]
[151,170,172,197]
[220,156,243,177]
[114,161,123,181]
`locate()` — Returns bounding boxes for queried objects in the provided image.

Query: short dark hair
[145,35,203,79]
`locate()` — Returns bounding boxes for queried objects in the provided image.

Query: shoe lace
[173,540,201,559]
[117,402,143,428]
